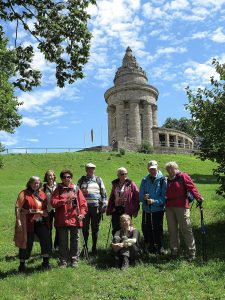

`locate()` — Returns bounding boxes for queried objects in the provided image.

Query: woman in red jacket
[14,176,51,273]
[165,161,203,261]
[51,169,87,268]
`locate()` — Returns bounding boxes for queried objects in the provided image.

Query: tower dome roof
[114,47,148,86]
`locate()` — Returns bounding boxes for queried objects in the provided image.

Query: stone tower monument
[104,47,159,147]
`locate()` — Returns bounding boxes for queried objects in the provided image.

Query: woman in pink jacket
[165,161,203,261]
[106,167,139,236]
[51,169,87,268]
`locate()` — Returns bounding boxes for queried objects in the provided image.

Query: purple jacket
[106,179,139,216]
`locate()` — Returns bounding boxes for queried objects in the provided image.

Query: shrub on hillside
[137,142,154,154]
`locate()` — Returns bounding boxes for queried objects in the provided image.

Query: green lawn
[0,152,225,300]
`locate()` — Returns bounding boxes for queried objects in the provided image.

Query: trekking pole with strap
[197,201,207,263]
[105,217,112,249]
[74,186,90,261]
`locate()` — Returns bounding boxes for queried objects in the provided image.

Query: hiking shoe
[121,257,129,270]
[18,264,26,273]
[158,247,168,255]
[187,255,196,263]
[42,261,51,270]
[71,259,78,268]
[59,260,67,268]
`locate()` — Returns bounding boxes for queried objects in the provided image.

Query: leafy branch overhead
[0,0,96,90]
[186,59,225,198]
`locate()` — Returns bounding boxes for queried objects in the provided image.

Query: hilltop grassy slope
[0,152,224,300]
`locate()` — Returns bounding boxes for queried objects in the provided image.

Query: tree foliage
[186,59,225,198]
[0,0,96,90]
[162,117,195,137]
[0,35,22,133]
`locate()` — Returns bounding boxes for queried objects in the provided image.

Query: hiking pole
[105,217,112,248]
[197,201,208,263]
[79,228,90,261]
[150,210,158,258]
[73,187,90,261]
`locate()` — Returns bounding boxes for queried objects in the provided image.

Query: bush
[119,148,126,155]
[137,142,154,154]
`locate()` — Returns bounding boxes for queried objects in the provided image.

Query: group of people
[14,160,203,272]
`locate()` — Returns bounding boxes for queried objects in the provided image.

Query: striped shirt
[77,176,107,207]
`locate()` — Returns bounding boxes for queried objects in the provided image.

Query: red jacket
[166,172,202,208]
[106,179,139,216]
[51,183,87,227]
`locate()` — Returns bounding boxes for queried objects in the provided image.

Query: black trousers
[82,206,102,247]
[141,210,164,251]
[48,210,59,250]
[19,221,51,260]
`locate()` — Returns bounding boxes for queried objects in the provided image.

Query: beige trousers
[166,207,196,256]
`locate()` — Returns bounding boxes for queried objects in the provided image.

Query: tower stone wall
[104,47,194,153]
[104,47,158,146]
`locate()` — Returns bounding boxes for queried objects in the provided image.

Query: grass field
[0,152,225,300]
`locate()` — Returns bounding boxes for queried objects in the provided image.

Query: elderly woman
[165,161,203,261]
[14,176,51,273]
[139,160,167,255]
[111,214,140,270]
[51,169,87,268]
[106,167,139,236]
[42,170,58,251]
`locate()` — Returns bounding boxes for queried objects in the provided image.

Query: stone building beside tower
[104,47,194,152]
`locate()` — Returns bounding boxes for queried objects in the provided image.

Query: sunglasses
[62,175,71,179]
[120,173,127,176]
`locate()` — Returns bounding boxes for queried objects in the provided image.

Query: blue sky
[1,0,225,151]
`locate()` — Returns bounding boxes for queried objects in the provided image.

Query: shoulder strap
[43,183,47,193]
[96,176,102,189]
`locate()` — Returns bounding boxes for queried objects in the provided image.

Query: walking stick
[197,201,207,263]
[74,188,90,261]
[79,228,90,261]
[105,218,112,248]
[150,210,158,257]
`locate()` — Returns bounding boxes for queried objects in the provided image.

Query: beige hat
[148,160,158,169]
[86,163,96,168]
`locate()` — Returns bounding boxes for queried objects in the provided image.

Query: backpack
[177,174,195,203]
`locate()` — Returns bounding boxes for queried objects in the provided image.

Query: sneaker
[121,256,129,270]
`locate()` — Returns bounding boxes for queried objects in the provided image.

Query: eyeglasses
[62,175,71,179]
[120,173,127,176]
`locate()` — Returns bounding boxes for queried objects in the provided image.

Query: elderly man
[77,163,107,255]
[139,160,167,255]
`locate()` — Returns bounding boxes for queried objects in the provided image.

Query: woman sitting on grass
[14,176,51,273]
[111,214,140,270]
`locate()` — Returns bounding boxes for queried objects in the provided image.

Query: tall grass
[0,152,225,300]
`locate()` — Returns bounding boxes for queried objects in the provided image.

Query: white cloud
[25,138,39,143]
[211,27,225,43]
[165,0,189,11]
[22,117,39,127]
[19,87,61,111]
[0,131,18,146]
